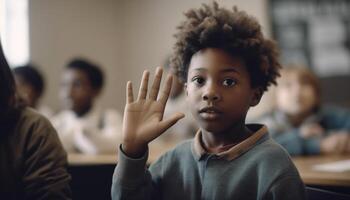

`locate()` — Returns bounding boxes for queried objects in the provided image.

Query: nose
[291,84,302,99]
[202,83,221,102]
[61,84,74,100]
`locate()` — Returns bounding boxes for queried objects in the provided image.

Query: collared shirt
[192,124,267,161]
[51,106,123,154]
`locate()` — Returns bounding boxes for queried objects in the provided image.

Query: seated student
[257,66,350,156]
[12,64,53,117]
[112,2,306,200]
[0,43,71,199]
[51,58,123,154]
[157,57,198,143]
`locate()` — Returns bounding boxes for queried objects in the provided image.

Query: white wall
[29,0,274,117]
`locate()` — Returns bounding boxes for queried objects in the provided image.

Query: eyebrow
[192,67,240,73]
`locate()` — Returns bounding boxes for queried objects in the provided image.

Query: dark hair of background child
[13,64,45,97]
[66,58,104,90]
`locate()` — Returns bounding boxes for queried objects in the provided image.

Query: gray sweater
[112,126,306,200]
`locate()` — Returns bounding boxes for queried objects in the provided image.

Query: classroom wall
[29,0,124,112]
[29,0,273,117]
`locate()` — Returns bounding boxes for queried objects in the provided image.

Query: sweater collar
[191,124,268,161]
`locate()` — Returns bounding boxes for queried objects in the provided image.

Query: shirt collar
[191,124,268,161]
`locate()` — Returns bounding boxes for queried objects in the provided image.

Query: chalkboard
[269,0,350,107]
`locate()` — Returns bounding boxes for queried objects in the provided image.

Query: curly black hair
[13,65,45,96]
[66,58,104,90]
[171,2,281,92]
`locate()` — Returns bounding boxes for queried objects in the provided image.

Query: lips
[199,106,223,120]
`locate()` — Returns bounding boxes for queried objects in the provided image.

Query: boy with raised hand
[112,2,306,200]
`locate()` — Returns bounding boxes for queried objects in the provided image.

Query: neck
[200,123,252,154]
[74,104,93,117]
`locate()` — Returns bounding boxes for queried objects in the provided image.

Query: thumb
[158,112,185,133]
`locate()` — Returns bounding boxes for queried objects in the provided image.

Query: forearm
[274,129,321,155]
[112,145,157,200]
[302,137,321,155]
[274,130,304,156]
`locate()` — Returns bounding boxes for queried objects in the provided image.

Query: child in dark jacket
[0,42,71,199]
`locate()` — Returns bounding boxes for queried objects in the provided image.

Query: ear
[250,87,263,107]
[92,88,101,98]
[184,83,188,96]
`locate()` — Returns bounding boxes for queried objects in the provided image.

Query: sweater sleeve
[274,129,321,155]
[111,145,161,200]
[265,175,306,200]
[21,112,72,199]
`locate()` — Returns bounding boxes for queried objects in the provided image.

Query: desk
[68,153,117,166]
[68,149,350,199]
[67,142,176,200]
[68,150,350,187]
[68,141,176,166]
[292,155,350,187]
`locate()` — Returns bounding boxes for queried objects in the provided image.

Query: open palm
[122,67,184,157]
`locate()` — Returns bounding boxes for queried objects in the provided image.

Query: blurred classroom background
[0,0,273,118]
[1,0,349,120]
[1,0,350,199]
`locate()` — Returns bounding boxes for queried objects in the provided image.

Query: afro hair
[171,2,281,92]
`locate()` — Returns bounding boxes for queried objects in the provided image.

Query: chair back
[306,187,350,200]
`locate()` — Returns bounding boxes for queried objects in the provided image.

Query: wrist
[121,142,148,158]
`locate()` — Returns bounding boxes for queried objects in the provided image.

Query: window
[0,0,29,67]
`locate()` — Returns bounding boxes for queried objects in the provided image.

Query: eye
[191,76,205,86]
[223,78,236,87]
[73,80,82,88]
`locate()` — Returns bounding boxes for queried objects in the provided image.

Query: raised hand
[122,67,185,157]
[320,132,350,154]
[300,123,324,138]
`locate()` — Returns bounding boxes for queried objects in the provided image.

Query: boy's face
[276,72,318,116]
[60,68,98,116]
[185,48,260,133]
[14,75,40,108]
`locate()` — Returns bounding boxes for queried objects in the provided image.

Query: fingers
[158,112,185,134]
[126,81,134,103]
[149,67,163,100]
[322,133,350,154]
[137,70,150,100]
[346,137,350,153]
[159,74,173,104]
[336,134,350,154]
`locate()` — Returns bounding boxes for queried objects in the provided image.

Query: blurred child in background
[13,64,53,117]
[258,66,350,155]
[51,58,122,154]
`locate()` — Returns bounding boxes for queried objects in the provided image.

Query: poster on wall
[269,0,350,106]
[270,0,350,76]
